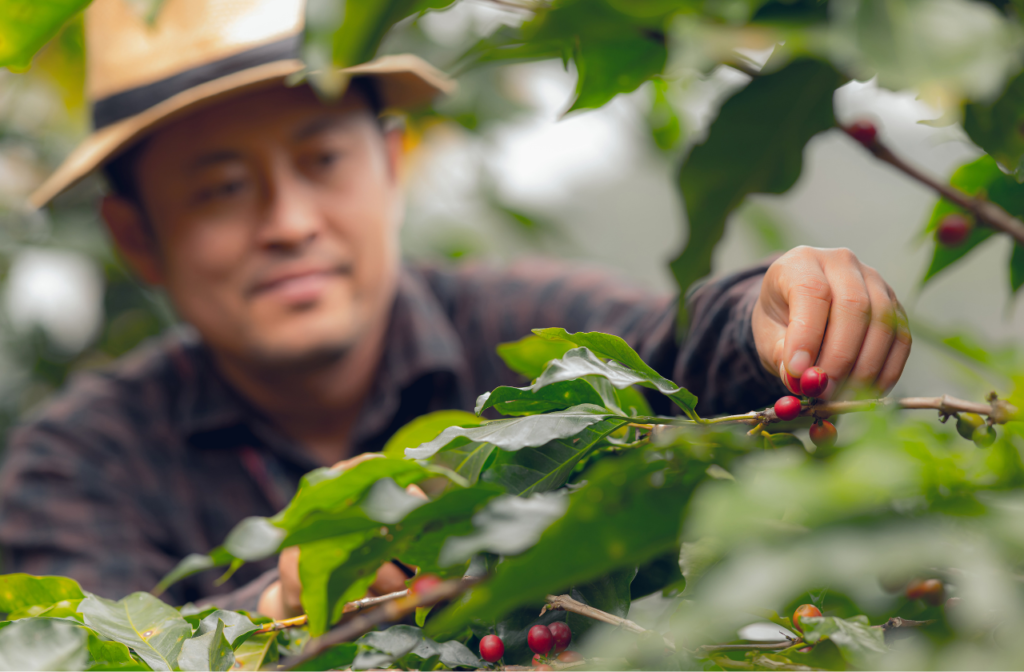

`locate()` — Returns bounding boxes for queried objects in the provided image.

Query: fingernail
[788,350,811,375]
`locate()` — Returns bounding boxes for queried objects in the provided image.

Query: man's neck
[213,324,388,467]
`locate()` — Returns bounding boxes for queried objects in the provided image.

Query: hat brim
[29,53,455,208]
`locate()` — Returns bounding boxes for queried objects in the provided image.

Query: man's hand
[256,453,426,620]
[751,246,911,399]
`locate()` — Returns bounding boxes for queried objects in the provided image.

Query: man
[0,0,910,617]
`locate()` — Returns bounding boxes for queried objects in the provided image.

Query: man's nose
[258,166,322,251]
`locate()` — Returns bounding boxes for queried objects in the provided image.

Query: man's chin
[245,337,358,372]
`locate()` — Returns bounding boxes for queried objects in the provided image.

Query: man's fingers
[330,452,384,472]
[875,303,912,395]
[278,545,304,615]
[813,264,872,397]
[781,266,832,377]
[843,274,899,393]
[371,560,410,596]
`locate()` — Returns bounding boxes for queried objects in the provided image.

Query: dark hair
[102,76,384,203]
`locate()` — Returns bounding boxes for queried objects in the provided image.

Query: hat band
[91,33,302,130]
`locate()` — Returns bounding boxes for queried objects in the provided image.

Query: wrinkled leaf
[0,0,90,70]
[799,615,886,667]
[439,493,569,565]
[196,610,258,647]
[79,593,191,672]
[429,447,704,634]
[0,618,88,671]
[383,410,482,459]
[356,625,480,670]
[176,619,234,672]
[406,406,613,459]
[483,418,629,495]
[0,574,84,615]
[533,330,698,417]
[231,632,278,671]
[965,70,1024,182]
[496,334,575,380]
[422,440,496,486]
[476,378,607,416]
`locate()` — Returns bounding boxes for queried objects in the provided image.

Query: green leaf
[231,633,278,671]
[79,593,191,672]
[176,619,234,672]
[533,330,699,417]
[0,618,88,671]
[428,447,704,635]
[799,615,886,668]
[223,517,287,562]
[1013,242,1024,293]
[965,70,1024,182]
[438,493,569,566]
[152,553,229,598]
[86,632,139,669]
[0,574,85,615]
[356,625,481,670]
[476,379,607,417]
[566,566,636,641]
[921,156,1024,285]
[0,0,90,71]
[196,611,258,647]
[421,440,496,486]
[405,406,614,460]
[301,486,502,635]
[482,417,630,495]
[289,643,356,671]
[670,58,842,328]
[568,19,667,112]
[496,334,575,380]
[383,410,483,459]
[275,458,432,531]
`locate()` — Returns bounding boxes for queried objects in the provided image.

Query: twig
[854,132,1024,248]
[278,578,480,670]
[700,639,800,654]
[879,616,935,631]
[688,394,1018,428]
[256,589,412,633]
[542,594,676,651]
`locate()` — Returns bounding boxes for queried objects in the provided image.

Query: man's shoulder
[15,327,204,436]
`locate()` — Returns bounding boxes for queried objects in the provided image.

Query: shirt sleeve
[417,259,788,417]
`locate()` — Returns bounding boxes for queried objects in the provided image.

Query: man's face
[109,84,404,369]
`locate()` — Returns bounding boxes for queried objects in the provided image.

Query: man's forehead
[144,84,372,163]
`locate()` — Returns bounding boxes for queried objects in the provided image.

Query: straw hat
[29,0,455,208]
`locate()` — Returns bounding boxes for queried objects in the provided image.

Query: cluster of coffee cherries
[478,622,583,668]
[773,366,837,449]
[954,411,997,448]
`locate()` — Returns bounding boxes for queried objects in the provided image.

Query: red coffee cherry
[558,651,584,663]
[411,574,443,596]
[792,604,822,633]
[479,634,504,663]
[528,624,554,656]
[784,370,803,395]
[845,120,878,146]
[799,366,829,398]
[906,578,944,606]
[548,621,572,652]
[936,213,972,248]
[809,420,837,449]
[774,396,802,421]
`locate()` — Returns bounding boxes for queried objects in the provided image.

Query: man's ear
[100,195,164,286]
[383,126,405,183]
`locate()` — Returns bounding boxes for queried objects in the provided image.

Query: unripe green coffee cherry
[956,413,984,440]
[973,424,996,448]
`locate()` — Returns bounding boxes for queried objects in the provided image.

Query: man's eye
[315,151,342,167]
[197,180,247,202]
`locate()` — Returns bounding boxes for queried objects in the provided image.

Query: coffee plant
[6,0,1024,670]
